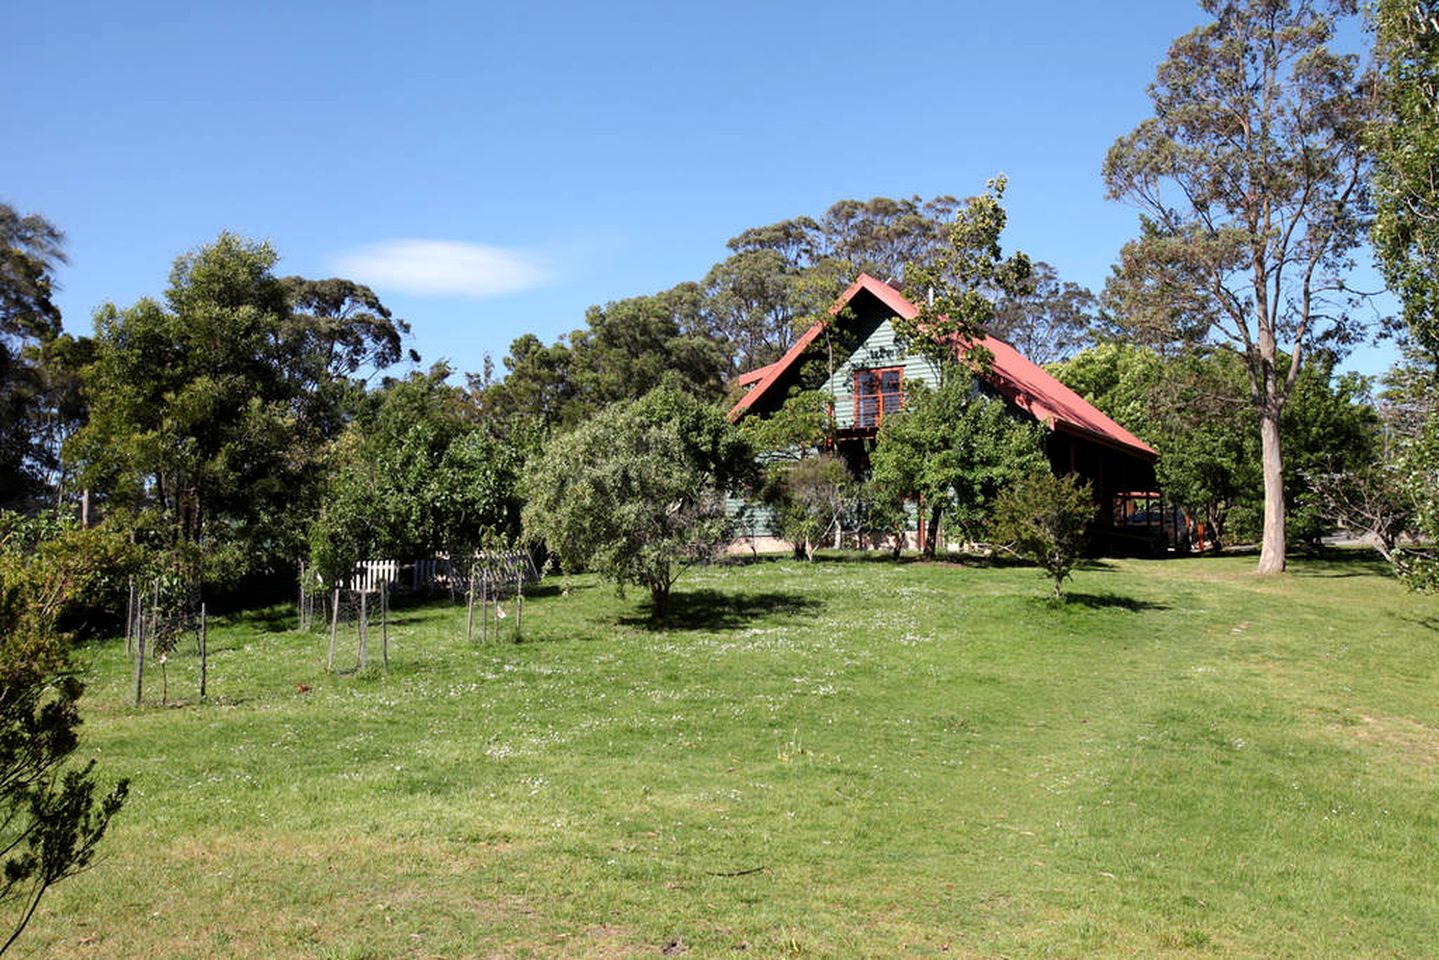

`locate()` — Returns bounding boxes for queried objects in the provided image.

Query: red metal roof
[727,273,1157,460]
[736,363,777,387]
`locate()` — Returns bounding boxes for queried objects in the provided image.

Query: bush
[522,386,752,619]
[0,514,131,952]
[991,472,1096,598]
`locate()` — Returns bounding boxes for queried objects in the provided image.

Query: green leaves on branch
[0,515,132,954]
[895,177,1032,373]
[869,377,1045,557]
[992,473,1096,599]
[521,386,752,619]
[1372,0,1439,357]
[308,368,524,585]
[68,233,411,583]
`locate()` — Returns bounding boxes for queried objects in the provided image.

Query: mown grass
[21,551,1439,958]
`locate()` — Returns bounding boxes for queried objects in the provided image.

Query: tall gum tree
[1104,0,1373,573]
[1372,0,1439,362]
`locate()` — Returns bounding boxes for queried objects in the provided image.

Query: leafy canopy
[1104,0,1373,573]
[870,377,1045,557]
[992,472,1096,599]
[521,386,751,618]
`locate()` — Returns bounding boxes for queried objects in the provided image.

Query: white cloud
[333,239,549,299]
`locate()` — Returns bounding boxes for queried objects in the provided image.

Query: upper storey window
[855,367,903,428]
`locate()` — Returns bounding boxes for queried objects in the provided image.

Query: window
[854,367,903,428]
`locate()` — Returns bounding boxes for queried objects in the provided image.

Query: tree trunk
[923,505,942,559]
[1257,405,1287,574]
[649,582,669,622]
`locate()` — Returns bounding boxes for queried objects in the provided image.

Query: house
[727,273,1162,553]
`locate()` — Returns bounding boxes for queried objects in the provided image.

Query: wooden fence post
[381,581,389,667]
[125,578,135,658]
[358,590,368,668]
[133,594,146,706]
[327,589,339,672]
[515,565,523,641]
[199,603,208,702]
[466,566,475,642]
[148,579,160,659]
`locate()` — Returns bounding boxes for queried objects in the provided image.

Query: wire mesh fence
[124,576,208,706]
[299,551,541,653]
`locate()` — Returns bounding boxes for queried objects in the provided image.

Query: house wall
[817,316,942,430]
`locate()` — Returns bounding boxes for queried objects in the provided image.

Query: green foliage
[989,261,1097,364]
[309,367,523,584]
[521,386,751,617]
[1103,0,1373,572]
[1051,343,1380,550]
[870,378,1045,556]
[992,472,1096,598]
[895,177,1032,373]
[1395,414,1439,590]
[737,389,832,458]
[475,288,727,432]
[0,515,130,954]
[758,454,855,560]
[1371,0,1439,356]
[68,234,409,584]
[0,204,69,506]
[0,204,65,346]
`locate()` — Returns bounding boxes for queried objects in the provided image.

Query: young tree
[0,515,132,953]
[1104,0,1373,573]
[992,472,1097,599]
[870,379,1045,558]
[521,386,751,619]
[1395,414,1439,589]
[896,177,1033,374]
[760,455,855,560]
[309,366,523,585]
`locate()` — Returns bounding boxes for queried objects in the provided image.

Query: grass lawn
[21,551,1439,958]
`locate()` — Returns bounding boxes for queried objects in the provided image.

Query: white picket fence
[346,559,402,594]
[340,553,539,594]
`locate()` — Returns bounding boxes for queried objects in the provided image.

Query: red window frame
[854,366,903,428]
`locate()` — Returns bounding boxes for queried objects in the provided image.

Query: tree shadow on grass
[230,604,294,634]
[1060,591,1169,612]
[1288,548,1393,579]
[1402,613,1439,633]
[621,589,825,632]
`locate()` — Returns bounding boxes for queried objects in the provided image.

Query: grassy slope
[22,553,1439,959]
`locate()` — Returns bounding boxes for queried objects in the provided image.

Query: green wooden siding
[818,317,941,429]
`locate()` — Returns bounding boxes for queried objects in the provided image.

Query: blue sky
[4,1,1398,380]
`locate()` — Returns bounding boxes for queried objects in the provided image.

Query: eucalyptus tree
[1104,0,1373,573]
[0,204,67,505]
[990,261,1097,364]
[1372,0,1439,361]
[69,234,409,581]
